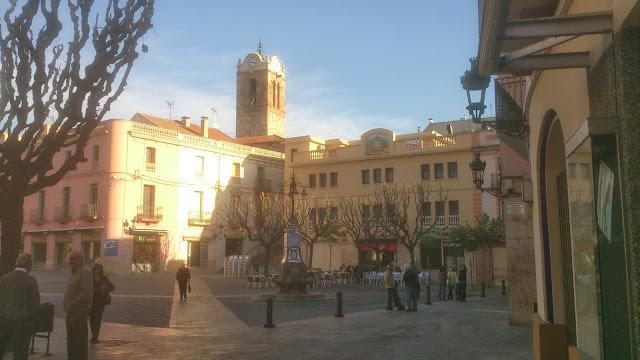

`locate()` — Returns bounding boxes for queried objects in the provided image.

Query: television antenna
[210,107,219,129]
[166,100,175,120]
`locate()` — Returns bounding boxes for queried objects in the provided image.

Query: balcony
[195,170,204,178]
[229,176,241,186]
[80,203,99,221]
[145,162,156,173]
[54,206,72,223]
[435,216,446,228]
[254,178,271,193]
[419,216,432,229]
[188,211,212,226]
[135,206,163,223]
[448,215,460,228]
[29,209,47,225]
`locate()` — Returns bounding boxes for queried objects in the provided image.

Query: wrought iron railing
[434,216,446,228]
[188,211,212,226]
[145,162,156,173]
[54,206,72,223]
[448,215,460,227]
[81,203,99,220]
[494,77,528,138]
[135,206,163,223]
[29,209,47,224]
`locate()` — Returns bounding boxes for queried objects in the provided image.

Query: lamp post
[279,173,308,294]
[469,152,512,198]
[460,58,491,124]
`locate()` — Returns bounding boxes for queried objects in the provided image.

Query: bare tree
[294,194,344,268]
[219,192,287,276]
[0,0,154,274]
[382,183,448,265]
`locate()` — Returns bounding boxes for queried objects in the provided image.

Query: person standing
[438,266,447,301]
[447,265,458,300]
[64,251,93,360]
[383,266,404,311]
[0,254,40,360]
[402,265,419,312]
[90,263,115,344]
[457,264,468,301]
[176,263,191,301]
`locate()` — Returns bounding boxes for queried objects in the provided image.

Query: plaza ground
[17,270,531,360]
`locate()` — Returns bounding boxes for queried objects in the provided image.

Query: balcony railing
[188,211,212,226]
[145,162,156,173]
[29,209,47,225]
[448,215,460,228]
[254,178,271,192]
[80,203,99,221]
[435,216,446,228]
[419,216,432,229]
[309,149,337,160]
[54,206,72,223]
[195,170,204,178]
[135,205,163,223]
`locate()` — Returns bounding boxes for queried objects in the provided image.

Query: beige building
[284,122,506,284]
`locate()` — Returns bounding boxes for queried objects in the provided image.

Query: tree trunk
[408,245,416,266]
[263,245,271,277]
[0,192,25,276]
[308,243,314,268]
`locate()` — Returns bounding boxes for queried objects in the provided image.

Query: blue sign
[103,240,119,256]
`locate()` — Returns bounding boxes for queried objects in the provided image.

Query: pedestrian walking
[383,266,404,311]
[447,265,458,300]
[90,263,115,344]
[402,265,419,312]
[64,251,93,360]
[0,254,40,360]
[176,263,191,301]
[438,266,447,301]
[457,264,468,301]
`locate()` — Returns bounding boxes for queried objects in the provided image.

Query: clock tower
[235,45,286,139]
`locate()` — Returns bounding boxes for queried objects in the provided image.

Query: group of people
[438,264,467,301]
[0,251,115,360]
[383,264,423,312]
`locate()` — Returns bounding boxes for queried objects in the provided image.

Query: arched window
[249,78,257,109]
[276,83,281,109]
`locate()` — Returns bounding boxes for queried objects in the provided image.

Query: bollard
[481,282,486,298]
[335,291,344,318]
[501,280,506,295]
[264,297,275,328]
[425,283,432,305]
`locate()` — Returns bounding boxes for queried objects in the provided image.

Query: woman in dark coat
[457,264,467,301]
[90,263,115,344]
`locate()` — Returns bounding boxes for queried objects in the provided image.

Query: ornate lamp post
[278,173,308,294]
[460,58,491,124]
[469,152,512,198]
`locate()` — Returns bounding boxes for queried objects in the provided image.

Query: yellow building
[284,122,505,284]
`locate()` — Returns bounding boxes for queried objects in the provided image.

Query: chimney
[181,116,190,128]
[201,116,209,138]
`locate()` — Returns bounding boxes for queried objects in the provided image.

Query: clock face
[248,58,257,68]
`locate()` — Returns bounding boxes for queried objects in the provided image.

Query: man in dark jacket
[0,253,41,360]
[402,265,419,312]
[64,251,93,360]
[176,263,191,300]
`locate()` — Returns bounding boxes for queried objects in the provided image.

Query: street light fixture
[469,151,512,198]
[460,58,490,123]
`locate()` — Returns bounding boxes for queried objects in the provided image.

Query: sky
[106,1,491,140]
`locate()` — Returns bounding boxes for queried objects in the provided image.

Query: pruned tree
[294,194,344,268]
[0,0,154,275]
[449,213,505,252]
[381,182,448,265]
[219,192,287,276]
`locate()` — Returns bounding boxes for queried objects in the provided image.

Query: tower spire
[257,37,263,56]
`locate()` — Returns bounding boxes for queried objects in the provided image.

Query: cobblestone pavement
[18,272,530,360]
[32,270,174,328]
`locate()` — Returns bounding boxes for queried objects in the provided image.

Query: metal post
[264,297,275,328]
[501,280,506,295]
[335,291,344,317]
[481,282,486,297]
[424,278,432,305]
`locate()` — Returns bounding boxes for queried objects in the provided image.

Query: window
[568,163,576,179]
[309,174,317,188]
[195,156,204,177]
[319,173,327,187]
[447,162,458,179]
[277,84,281,109]
[290,148,297,162]
[362,205,371,221]
[318,207,327,223]
[373,168,382,183]
[329,207,338,222]
[89,184,99,205]
[146,147,156,172]
[330,172,338,187]
[435,201,445,216]
[272,80,277,107]
[143,185,155,217]
[449,201,459,215]
[361,169,370,185]
[257,166,265,179]
[434,163,444,180]
[373,204,383,221]
[91,145,100,169]
[62,186,71,218]
[249,78,257,109]
[385,167,394,182]
[420,164,430,180]
[233,162,241,177]
[65,150,72,161]
[580,163,591,179]
[194,191,204,215]
[421,202,432,217]
[37,190,46,220]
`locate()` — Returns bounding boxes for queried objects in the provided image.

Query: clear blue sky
[108,1,491,139]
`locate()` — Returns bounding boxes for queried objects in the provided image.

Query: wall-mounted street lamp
[460,58,491,124]
[469,152,513,198]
